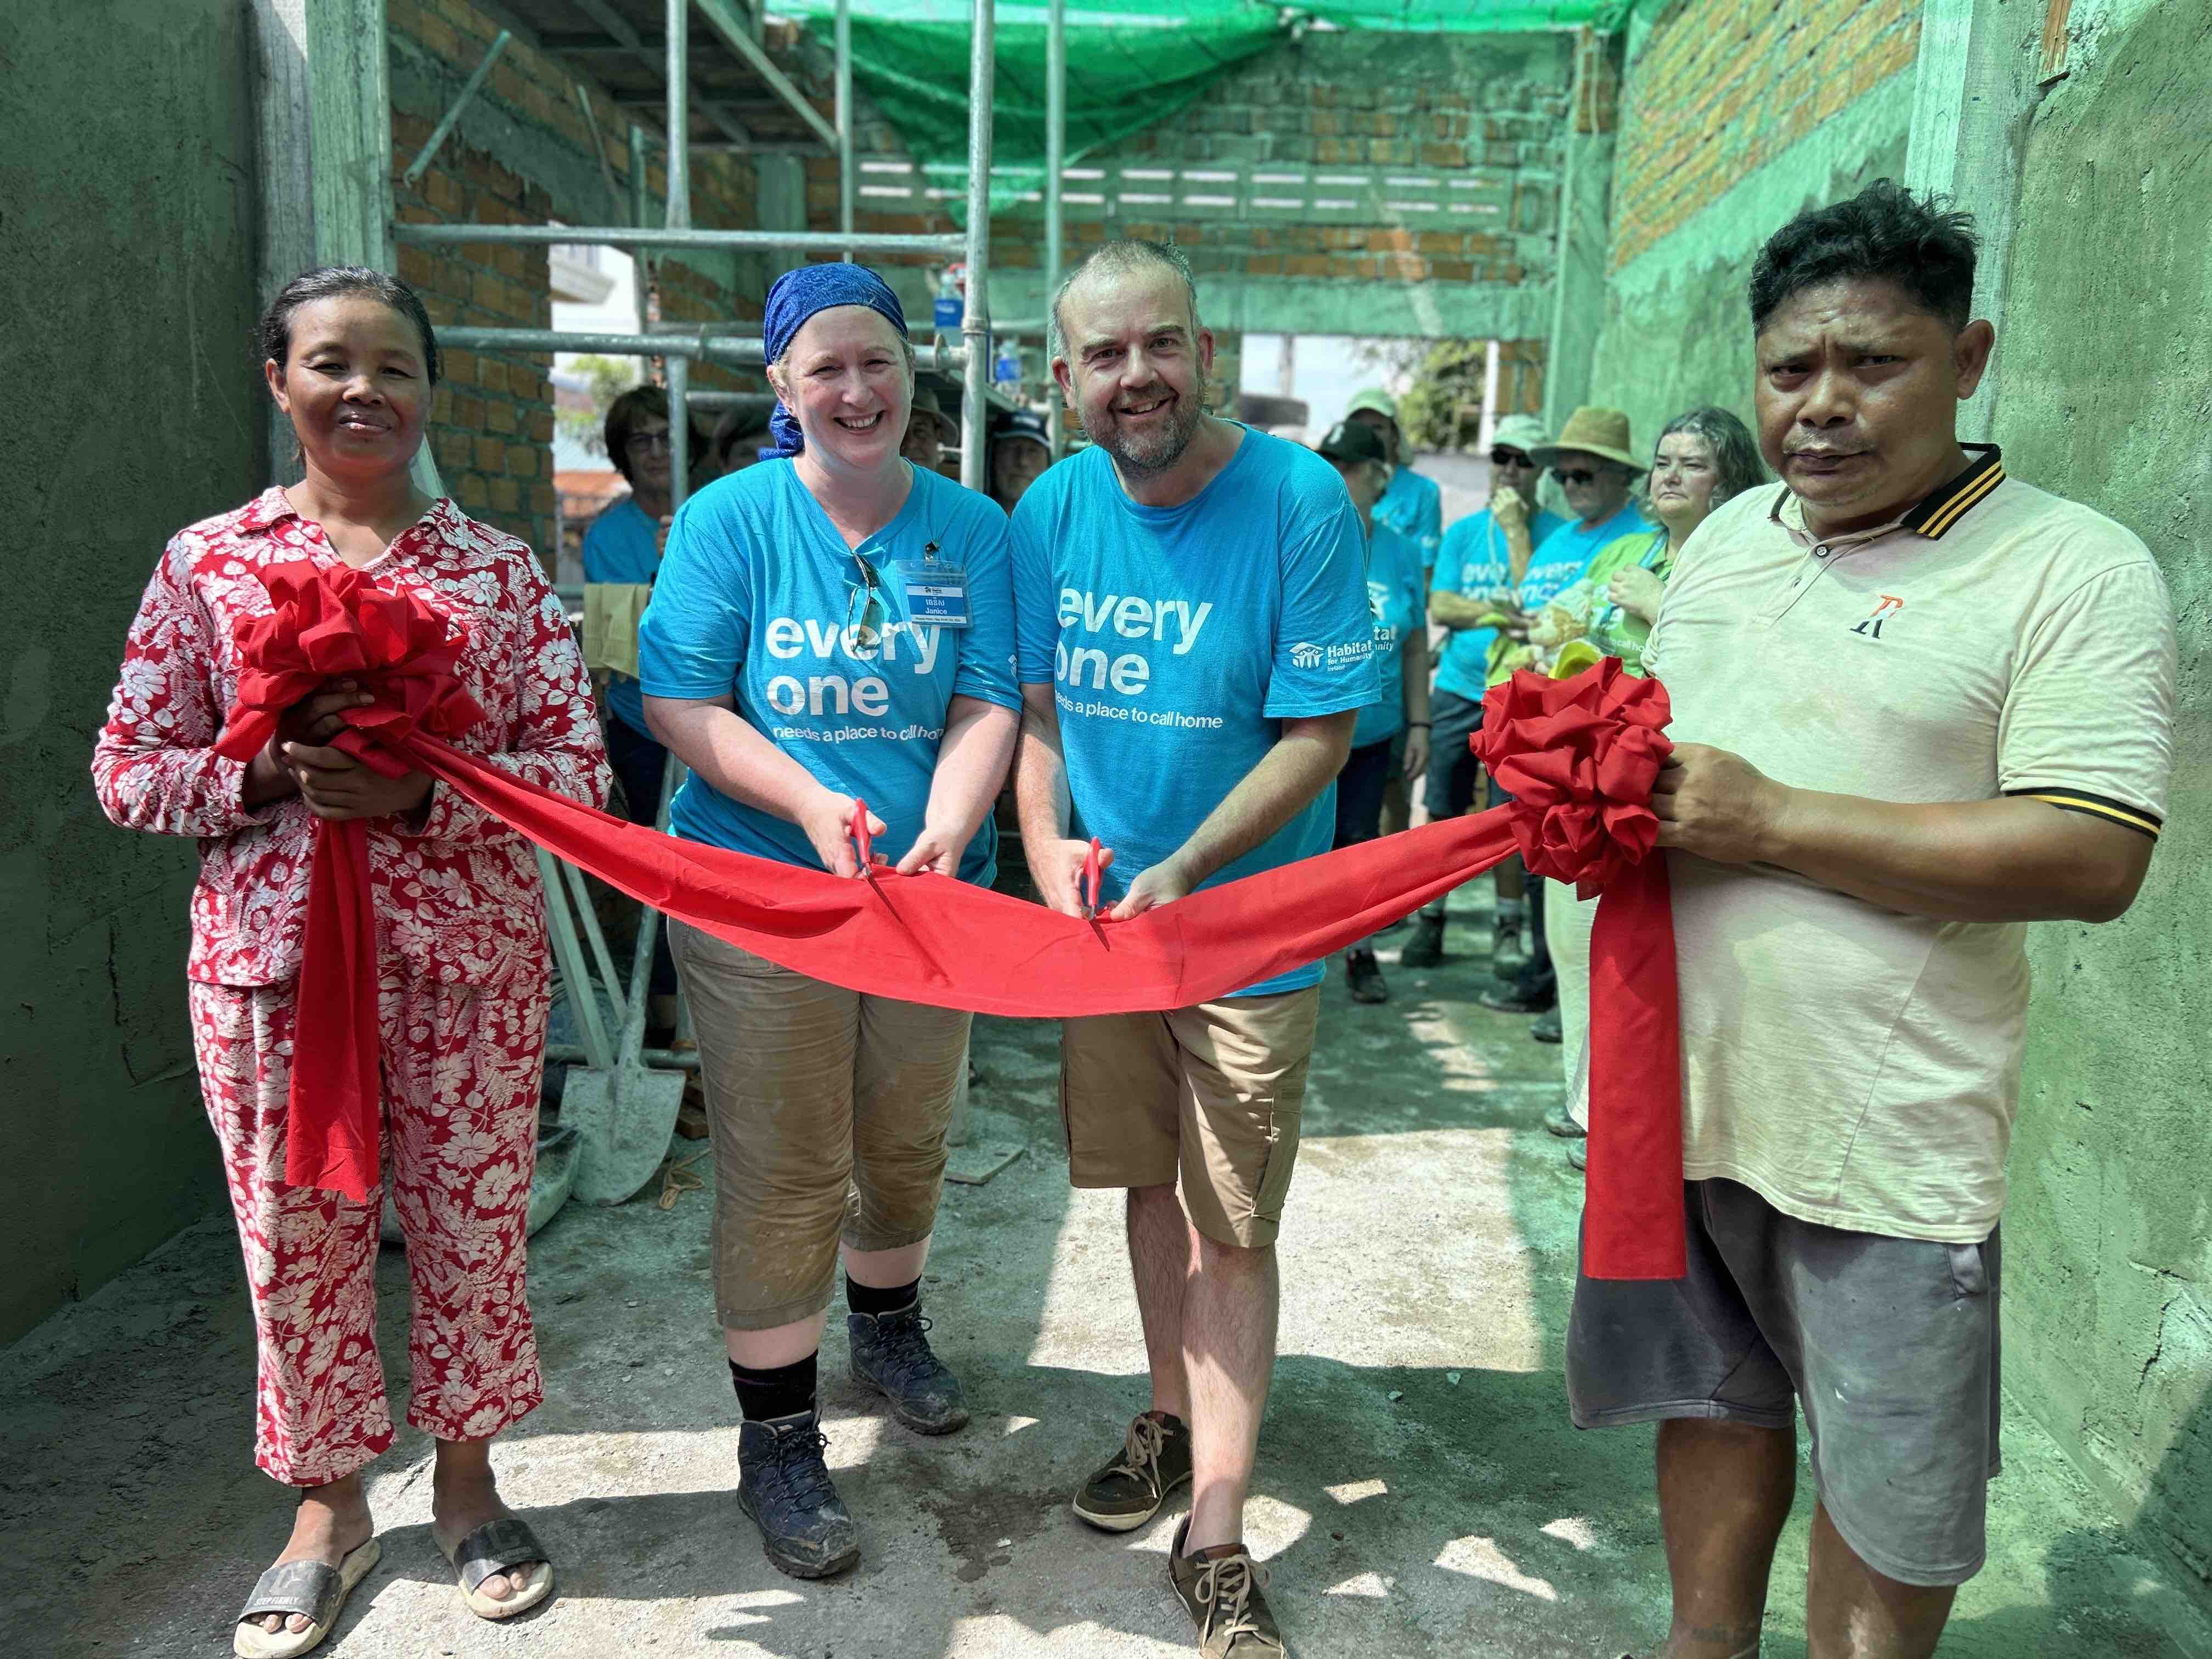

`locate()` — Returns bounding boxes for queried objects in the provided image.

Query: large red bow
[214,563,1684,1278]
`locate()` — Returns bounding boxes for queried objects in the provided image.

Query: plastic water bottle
[933,263,964,333]
[993,337,1022,396]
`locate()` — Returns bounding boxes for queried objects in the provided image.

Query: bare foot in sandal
[241,1475,376,1644]
[431,1440,546,1613]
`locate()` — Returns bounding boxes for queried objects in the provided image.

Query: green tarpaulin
[771,1,1634,212]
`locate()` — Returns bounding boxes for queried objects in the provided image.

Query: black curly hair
[257,264,441,382]
[1750,179,1979,335]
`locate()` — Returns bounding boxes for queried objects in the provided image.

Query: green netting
[774,1,1633,214]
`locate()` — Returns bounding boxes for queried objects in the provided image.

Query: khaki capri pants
[669,919,971,1331]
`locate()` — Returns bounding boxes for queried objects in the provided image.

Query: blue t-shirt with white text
[637,460,1020,883]
[1375,465,1442,577]
[581,495,661,736]
[1011,428,1380,997]
[1431,504,1568,702]
[1353,521,1426,751]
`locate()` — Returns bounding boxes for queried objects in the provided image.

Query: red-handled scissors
[1081,836,1105,920]
[850,799,886,881]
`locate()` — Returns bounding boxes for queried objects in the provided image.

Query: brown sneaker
[1073,1410,1192,1532]
[1167,1521,1285,1656]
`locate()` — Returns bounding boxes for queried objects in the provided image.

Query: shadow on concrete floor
[3,900,2208,1656]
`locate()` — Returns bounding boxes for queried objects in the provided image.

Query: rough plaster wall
[0,1,262,1342]
[1990,0,2212,1602]
[1583,69,1913,456]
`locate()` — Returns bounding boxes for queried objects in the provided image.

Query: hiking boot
[736,1409,860,1579]
[1567,1138,1588,1173]
[1168,1520,1286,1656]
[1073,1410,1193,1532]
[1344,949,1389,1005]
[1400,913,1446,968]
[1529,1008,1562,1044]
[849,1302,969,1435]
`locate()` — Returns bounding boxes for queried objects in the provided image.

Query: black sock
[846,1274,920,1318]
[729,1352,817,1422]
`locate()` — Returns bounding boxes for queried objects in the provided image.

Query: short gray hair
[1655,405,1765,507]
[1048,238,1200,366]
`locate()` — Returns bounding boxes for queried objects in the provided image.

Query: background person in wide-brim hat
[901,380,960,478]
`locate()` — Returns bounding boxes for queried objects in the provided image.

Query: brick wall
[793,29,1571,313]
[387,0,768,559]
[1609,0,1921,271]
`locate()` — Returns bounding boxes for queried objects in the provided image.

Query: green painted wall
[1588,0,2211,1607]
[1583,67,1914,458]
[1985,0,2212,1602]
[0,1,263,1341]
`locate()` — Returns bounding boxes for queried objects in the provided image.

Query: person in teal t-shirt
[1011,240,1375,1648]
[637,265,1021,1583]
[1313,418,1428,1005]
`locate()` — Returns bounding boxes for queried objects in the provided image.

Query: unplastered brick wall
[388,0,769,559]
[1609,0,1921,271]
[791,27,1572,315]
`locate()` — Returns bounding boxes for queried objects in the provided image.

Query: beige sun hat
[1530,405,1638,470]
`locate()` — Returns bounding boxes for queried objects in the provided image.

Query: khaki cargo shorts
[669,919,970,1331]
[1059,986,1321,1249]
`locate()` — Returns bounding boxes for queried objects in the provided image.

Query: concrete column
[249,0,315,486]
[1904,0,2048,443]
[1542,30,1618,435]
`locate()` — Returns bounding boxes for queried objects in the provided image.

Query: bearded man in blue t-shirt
[1011,240,1378,1657]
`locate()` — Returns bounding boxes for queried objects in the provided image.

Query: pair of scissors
[849,799,888,883]
[1080,836,1105,921]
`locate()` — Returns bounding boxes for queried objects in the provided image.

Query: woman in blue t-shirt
[636,266,1020,1581]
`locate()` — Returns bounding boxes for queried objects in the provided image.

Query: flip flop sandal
[442,1516,555,1621]
[233,1539,381,1658]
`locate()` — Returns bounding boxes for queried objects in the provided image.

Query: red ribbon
[214,562,1683,1278]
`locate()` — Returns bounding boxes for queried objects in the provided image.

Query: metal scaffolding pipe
[1046,0,1066,458]
[664,0,690,228]
[668,353,691,512]
[441,325,970,373]
[836,0,854,262]
[403,29,513,186]
[685,390,779,411]
[960,0,995,492]
[394,222,966,256]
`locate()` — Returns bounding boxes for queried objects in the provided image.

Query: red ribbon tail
[284,816,382,1204]
[1584,856,1687,1279]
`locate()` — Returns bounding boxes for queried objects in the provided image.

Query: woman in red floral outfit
[93,267,607,1658]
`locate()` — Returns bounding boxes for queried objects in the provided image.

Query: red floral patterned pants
[188,965,549,1485]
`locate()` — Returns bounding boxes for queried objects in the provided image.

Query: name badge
[895,558,970,628]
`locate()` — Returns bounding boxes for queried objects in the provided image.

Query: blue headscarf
[762,263,910,459]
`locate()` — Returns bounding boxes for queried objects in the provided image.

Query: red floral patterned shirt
[93,489,610,988]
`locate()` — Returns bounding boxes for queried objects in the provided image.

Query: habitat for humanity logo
[1290,639,1374,672]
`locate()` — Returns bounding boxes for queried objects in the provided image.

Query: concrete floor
[7,905,2210,1658]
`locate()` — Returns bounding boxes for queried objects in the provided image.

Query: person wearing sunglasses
[1405,414,1565,974]
[636,264,1021,1582]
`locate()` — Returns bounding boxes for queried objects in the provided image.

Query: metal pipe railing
[665,0,690,229]
[959,0,995,493]
[441,324,971,374]
[686,390,778,411]
[394,222,965,257]
[836,0,854,262]
[1046,0,1066,458]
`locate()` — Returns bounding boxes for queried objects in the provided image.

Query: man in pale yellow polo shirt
[1568,180,2176,1659]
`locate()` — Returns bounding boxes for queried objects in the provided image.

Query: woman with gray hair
[1519,404,1764,679]
[1541,404,1764,1158]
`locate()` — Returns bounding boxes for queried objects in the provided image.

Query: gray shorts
[1566,1178,2001,1588]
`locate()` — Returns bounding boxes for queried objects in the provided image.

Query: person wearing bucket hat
[989,406,1053,512]
[900,380,960,477]
[1314,419,1430,1005]
[1345,387,1443,575]
[1406,412,1566,977]
[639,262,1023,1581]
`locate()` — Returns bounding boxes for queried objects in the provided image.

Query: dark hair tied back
[1749,179,1979,335]
[257,265,442,384]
